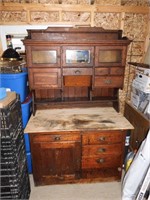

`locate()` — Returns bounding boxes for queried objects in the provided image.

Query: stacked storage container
[0,66,33,173]
[0,93,30,199]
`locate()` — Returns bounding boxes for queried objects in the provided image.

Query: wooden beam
[0,3,149,14]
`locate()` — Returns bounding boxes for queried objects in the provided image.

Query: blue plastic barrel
[0,69,28,102]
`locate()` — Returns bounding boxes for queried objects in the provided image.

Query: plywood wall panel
[0,11,27,23]
[94,13,120,29]
[62,12,90,22]
[95,0,121,5]
[123,13,149,41]
[30,11,59,22]
[131,41,145,56]
[38,0,59,3]
[121,0,150,6]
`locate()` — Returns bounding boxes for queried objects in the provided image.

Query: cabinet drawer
[110,67,124,75]
[94,76,123,88]
[82,154,121,169]
[95,68,109,75]
[82,131,124,145]
[82,144,122,156]
[63,68,92,76]
[32,133,80,143]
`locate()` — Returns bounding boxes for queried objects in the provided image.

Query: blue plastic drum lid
[0,70,28,102]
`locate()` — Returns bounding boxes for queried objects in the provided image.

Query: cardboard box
[136,66,150,77]
[132,74,150,93]
[131,87,150,111]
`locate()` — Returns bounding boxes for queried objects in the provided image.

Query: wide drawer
[63,68,92,76]
[82,144,122,156]
[82,154,121,169]
[94,76,123,88]
[63,75,92,87]
[32,133,80,143]
[82,131,124,145]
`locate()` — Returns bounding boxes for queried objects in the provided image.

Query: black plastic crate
[0,95,22,131]
[1,138,26,158]
[1,136,25,158]
[1,146,26,172]
[1,121,23,140]
[0,169,30,199]
[0,159,27,178]
[1,162,28,187]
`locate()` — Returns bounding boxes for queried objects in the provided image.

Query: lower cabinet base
[33,169,122,186]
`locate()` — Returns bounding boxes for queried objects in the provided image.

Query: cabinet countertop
[25,107,133,133]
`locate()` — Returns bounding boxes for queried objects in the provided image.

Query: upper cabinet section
[23,27,131,93]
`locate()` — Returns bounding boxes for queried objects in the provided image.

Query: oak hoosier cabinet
[23,27,133,186]
[23,27,131,114]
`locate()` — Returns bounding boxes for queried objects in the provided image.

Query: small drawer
[95,68,109,75]
[110,67,124,75]
[82,131,124,145]
[82,144,122,156]
[82,154,121,169]
[94,76,123,88]
[32,133,80,143]
[63,68,92,76]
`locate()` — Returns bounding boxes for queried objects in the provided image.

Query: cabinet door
[62,46,94,67]
[95,46,127,66]
[26,46,60,67]
[30,134,81,185]
[28,68,61,89]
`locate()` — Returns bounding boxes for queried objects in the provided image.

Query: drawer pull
[98,148,106,153]
[96,158,105,163]
[104,79,112,84]
[54,136,61,141]
[74,70,81,75]
[98,137,106,141]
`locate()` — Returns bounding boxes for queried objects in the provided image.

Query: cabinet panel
[29,68,61,89]
[94,76,123,88]
[62,46,94,67]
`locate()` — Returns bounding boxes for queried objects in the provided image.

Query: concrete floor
[29,175,122,200]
